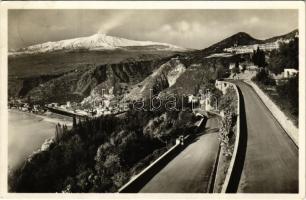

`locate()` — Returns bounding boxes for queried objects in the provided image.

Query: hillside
[264,29,298,43]
[197,32,262,56]
[8,49,182,98]
[14,57,174,104]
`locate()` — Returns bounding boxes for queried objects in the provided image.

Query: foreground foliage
[9,105,196,192]
[218,87,237,156]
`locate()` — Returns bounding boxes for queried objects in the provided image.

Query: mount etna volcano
[10,33,186,56]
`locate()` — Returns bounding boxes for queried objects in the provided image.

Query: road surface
[234,81,298,193]
[139,117,220,193]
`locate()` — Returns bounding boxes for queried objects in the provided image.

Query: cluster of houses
[47,100,128,118]
[224,42,280,54]
[9,96,129,119]
[187,90,216,112]
[224,35,296,55]
[228,60,298,83]
[92,103,129,116]
[46,102,89,116]
[8,99,45,114]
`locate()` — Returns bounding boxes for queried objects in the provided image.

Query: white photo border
[0,1,305,199]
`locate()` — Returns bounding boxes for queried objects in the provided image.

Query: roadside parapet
[214,80,241,193]
[118,118,205,193]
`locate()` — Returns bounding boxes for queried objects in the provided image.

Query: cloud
[250,16,260,24]
[142,20,209,48]
[97,12,132,34]
[242,16,260,26]
[153,21,202,37]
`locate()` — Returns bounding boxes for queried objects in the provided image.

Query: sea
[8,110,70,170]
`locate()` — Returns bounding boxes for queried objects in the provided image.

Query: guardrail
[216,81,241,193]
[118,118,206,193]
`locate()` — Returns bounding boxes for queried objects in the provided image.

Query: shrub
[267,38,298,75]
[218,111,236,157]
[218,86,237,114]
[276,76,298,116]
[252,70,275,86]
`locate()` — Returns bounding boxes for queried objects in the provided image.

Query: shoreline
[8,109,73,171]
[9,109,73,127]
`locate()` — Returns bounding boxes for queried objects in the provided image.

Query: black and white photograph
[0,1,305,197]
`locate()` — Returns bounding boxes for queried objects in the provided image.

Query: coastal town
[8,95,129,119]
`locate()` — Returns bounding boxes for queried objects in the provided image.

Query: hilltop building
[224,39,293,55]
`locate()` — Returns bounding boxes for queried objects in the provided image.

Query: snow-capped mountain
[10,33,186,56]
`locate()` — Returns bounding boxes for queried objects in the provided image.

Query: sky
[8,9,298,50]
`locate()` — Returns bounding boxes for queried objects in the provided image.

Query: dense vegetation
[9,101,198,193]
[252,47,266,68]
[218,86,238,115]
[267,38,298,74]
[276,76,299,122]
[218,86,238,156]
[252,69,275,86]
[252,38,299,125]
[253,71,298,125]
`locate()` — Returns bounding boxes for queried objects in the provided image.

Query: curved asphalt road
[139,117,220,193]
[234,81,298,193]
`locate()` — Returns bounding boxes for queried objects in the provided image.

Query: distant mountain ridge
[10,33,186,56]
[264,29,298,43]
[198,29,298,56]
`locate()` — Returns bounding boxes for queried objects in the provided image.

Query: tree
[214,62,228,79]
[103,154,121,171]
[276,75,298,116]
[267,38,299,74]
[251,69,275,86]
[240,64,246,73]
[112,171,128,188]
[252,47,266,68]
[73,116,77,128]
[231,61,240,74]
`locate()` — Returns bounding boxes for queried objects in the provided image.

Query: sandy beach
[9,109,73,126]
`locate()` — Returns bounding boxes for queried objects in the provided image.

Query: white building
[66,101,71,108]
[205,97,213,111]
[284,68,298,78]
[229,63,236,70]
[215,80,230,95]
[48,103,58,107]
[224,42,280,54]
[188,95,199,104]
[247,65,259,71]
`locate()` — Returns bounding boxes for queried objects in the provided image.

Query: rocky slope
[264,29,298,43]
[24,58,170,104]
[80,57,187,106]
